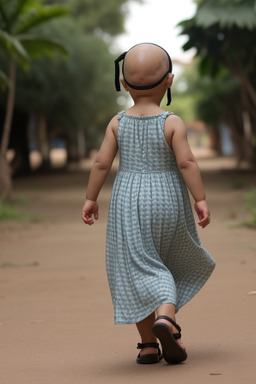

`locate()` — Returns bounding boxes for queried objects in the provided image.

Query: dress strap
[160,111,173,120]
[117,110,125,120]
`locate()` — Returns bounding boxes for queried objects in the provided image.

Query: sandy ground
[1,156,256,384]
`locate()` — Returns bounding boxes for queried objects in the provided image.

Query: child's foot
[139,345,158,356]
[152,316,187,363]
[136,342,162,364]
[154,317,186,350]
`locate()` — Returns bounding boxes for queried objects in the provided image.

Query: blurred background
[1,3,256,381]
[0,0,256,223]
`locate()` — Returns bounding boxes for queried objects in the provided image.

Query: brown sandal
[136,342,162,364]
[152,316,187,364]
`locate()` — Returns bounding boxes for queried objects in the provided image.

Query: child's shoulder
[164,114,187,147]
[165,114,186,134]
[106,114,119,128]
[106,114,119,137]
[165,113,184,126]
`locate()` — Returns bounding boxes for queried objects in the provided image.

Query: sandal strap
[137,342,161,357]
[154,315,182,339]
[137,342,159,350]
[173,332,181,340]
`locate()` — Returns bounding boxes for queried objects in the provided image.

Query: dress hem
[113,299,176,325]
[113,263,215,325]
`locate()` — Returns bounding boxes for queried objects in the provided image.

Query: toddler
[82,43,215,365]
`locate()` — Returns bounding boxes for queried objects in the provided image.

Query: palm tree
[0,0,68,200]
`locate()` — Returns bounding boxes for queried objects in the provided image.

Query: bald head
[123,43,170,87]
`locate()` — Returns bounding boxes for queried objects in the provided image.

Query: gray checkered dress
[106,111,215,324]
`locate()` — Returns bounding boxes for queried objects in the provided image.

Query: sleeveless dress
[106,111,215,325]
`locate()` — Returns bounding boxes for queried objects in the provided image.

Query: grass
[235,245,256,251]
[0,196,41,222]
[234,188,256,229]
[242,188,256,228]
[0,261,39,268]
[229,178,245,190]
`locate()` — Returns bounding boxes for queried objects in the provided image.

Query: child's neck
[126,100,165,117]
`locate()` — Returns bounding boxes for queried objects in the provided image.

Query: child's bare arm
[82,116,118,225]
[165,115,210,228]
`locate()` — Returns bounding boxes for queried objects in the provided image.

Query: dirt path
[1,158,256,384]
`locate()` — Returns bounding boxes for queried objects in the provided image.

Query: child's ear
[167,73,174,88]
[120,77,129,91]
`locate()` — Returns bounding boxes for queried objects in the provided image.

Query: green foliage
[0,28,30,65]
[230,187,256,229]
[179,0,256,77]
[171,93,197,123]
[194,0,256,29]
[0,195,41,221]
[243,188,256,224]
[0,0,69,69]
[0,0,69,34]
[179,0,256,164]
[13,1,69,34]
[5,17,118,147]
[21,36,67,59]
[0,196,22,220]
[0,67,9,88]
[236,189,256,228]
[195,71,241,126]
[0,0,140,172]
[45,0,141,36]
[168,61,240,127]
[169,64,201,122]
[1,0,140,151]
[67,0,126,35]
[43,0,143,36]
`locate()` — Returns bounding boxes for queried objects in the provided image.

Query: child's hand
[82,199,99,225]
[194,200,210,228]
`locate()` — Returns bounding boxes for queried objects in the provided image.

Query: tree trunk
[240,73,256,111]
[77,128,86,159]
[0,156,12,200]
[238,76,256,166]
[0,58,16,200]
[38,114,50,168]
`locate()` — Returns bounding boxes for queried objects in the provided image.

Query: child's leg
[155,303,185,349]
[136,312,158,356]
